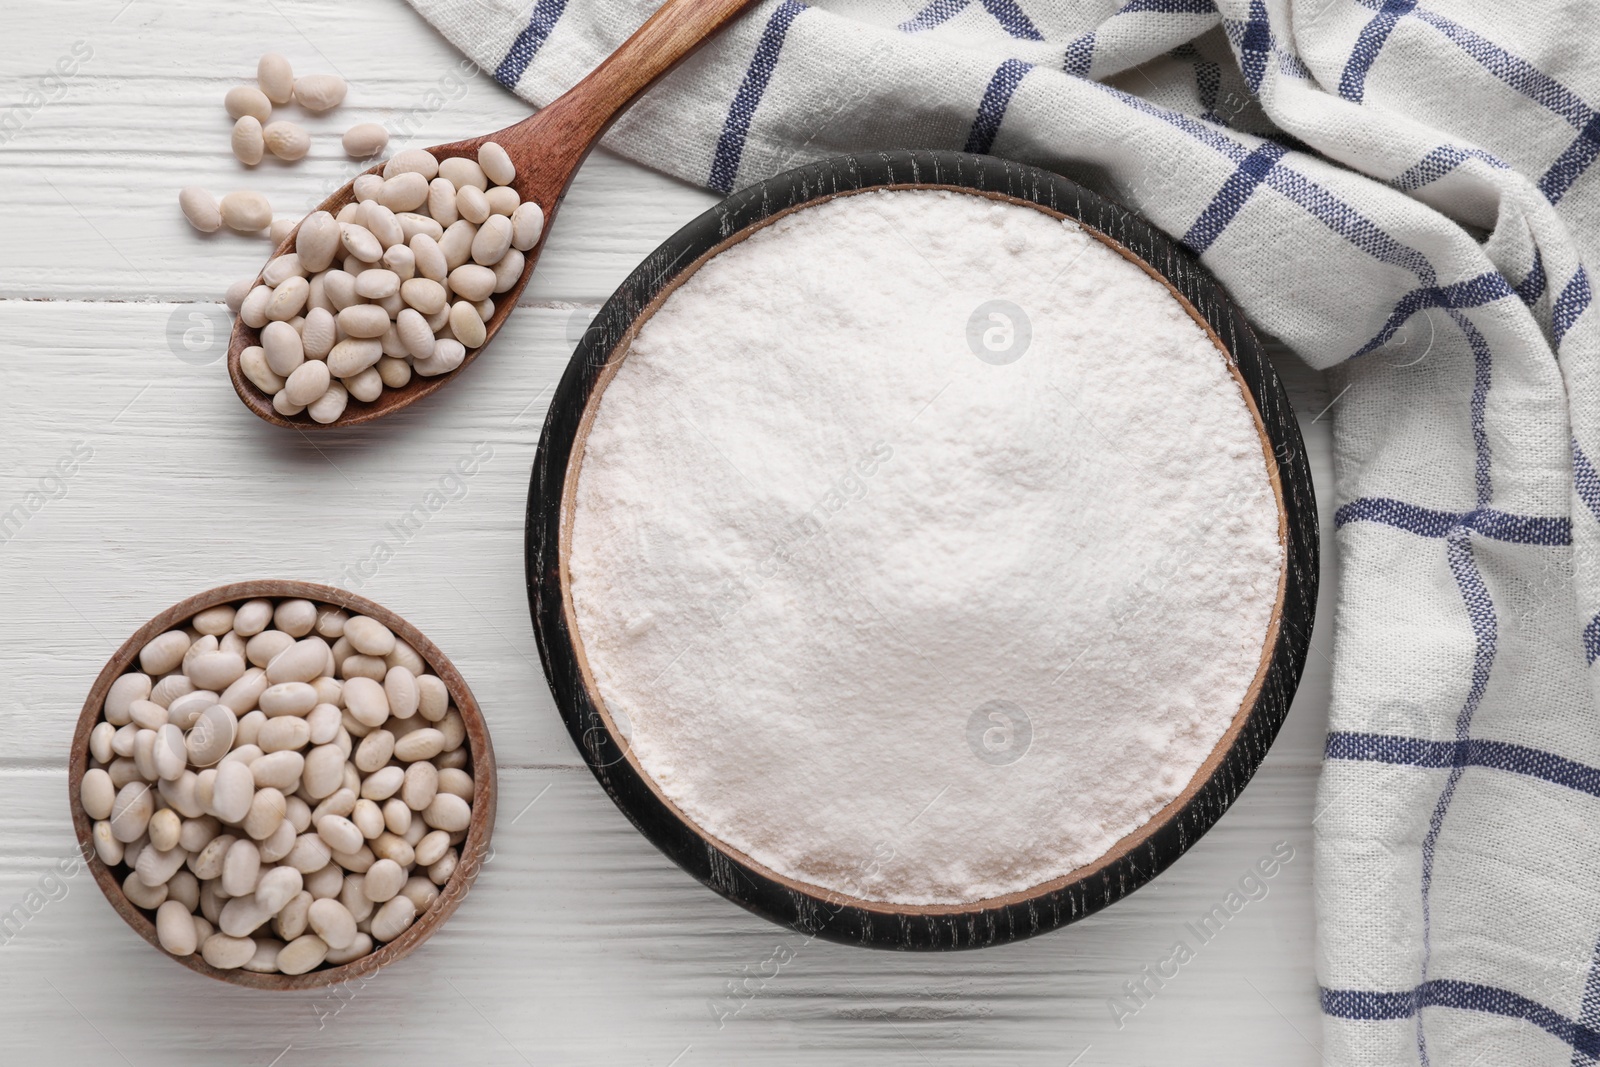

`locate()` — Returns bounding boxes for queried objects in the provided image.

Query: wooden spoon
[228,0,757,429]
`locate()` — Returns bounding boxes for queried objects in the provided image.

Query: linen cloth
[408,0,1600,1061]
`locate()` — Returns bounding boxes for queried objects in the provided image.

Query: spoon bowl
[227,0,756,428]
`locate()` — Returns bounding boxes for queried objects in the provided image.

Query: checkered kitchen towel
[409,0,1599,1061]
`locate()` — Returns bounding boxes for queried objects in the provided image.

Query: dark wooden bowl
[67,580,498,988]
[526,150,1318,949]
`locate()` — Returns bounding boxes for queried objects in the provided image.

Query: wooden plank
[0,763,1322,1066]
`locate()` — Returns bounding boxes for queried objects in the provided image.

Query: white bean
[81,768,115,820]
[426,177,459,227]
[302,744,345,799]
[221,191,273,233]
[179,187,222,233]
[295,210,341,273]
[342,676,389,728]
[239,283,272,328]
[384,149,440,181]
[265,276,309,320]
[105,673,152,724]
[354,729,395,773]
[277,934,329,975]
[211,760,255,824]
[423,792,470,832]
[376,356,412,389]
[381,243,415,280]
[219,893,273,937]
[447,264,496,303]
[110,781,155,842]
[294,73,347,112]
[491,249,525,293]
[221,838,262,897]
[261,320,304,376]
[379,172,429,213]
[439,220,478,271]
[307,897,358,949]
[455,185,490,225]
[263,121,310,161]
[155,723,189,780]
[251,750,305,790]
[327,338,382,378]
[224,85,272,122]
[202,933,256,969]
[362,202,405,249]
[232,116,265,165]
[370,894,417,942]
[410,232,448,283]
[257,53,294,105]
[233,599,274,636]
[439,156,487,191]
[343,123,388,158]
[339,223,383,263]
[259,715,311,754]
[285,361,331,407]
[355,268,400,300]
[141,631,192,676]
[265,637,330,684]
[485,185,520,217]
[450,301,487,349]
[136,842,188,887]
[345,367,384,402]
[510,201,544,251]
[478,141,515,186]
[413,338,466,377]
[240,345,285,394]
[187,651,246,692]
[156,900,200,956]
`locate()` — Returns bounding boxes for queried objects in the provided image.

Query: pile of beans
[78,597,478,976]
[229,142,542,422]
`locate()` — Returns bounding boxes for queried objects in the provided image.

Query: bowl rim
[526,149,1318,949]
[67,579,498,989]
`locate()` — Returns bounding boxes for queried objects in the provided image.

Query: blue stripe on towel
[1182,142,1287,253]
[493,0,570,89]
[1333,498,1571,546]
[1321,981,1600,1057]
[1554,267,1593,347]
[1337,0,1417,102]
[1515,249,1548,307]
[1538,114,1600,204]
[1326,732,1600,796]
[897,0,1043,40]
[964,59,1032,154]
[707,0,806,194]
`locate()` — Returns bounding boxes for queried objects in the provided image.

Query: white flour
[567,189,1282,906]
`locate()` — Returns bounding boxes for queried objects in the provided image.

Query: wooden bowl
[67,580,497,988]
[526,150,1318,949]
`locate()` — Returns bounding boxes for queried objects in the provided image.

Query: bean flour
[567,189,1282,905]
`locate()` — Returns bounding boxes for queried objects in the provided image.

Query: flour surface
[567,189,1282,905]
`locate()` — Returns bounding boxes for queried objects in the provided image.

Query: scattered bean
[293,73,347,113]
[232,116,265,165]
[257,53,294,106]
[179,187,223,233]
[343,123,389,158]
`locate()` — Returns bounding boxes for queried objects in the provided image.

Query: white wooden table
[0,1,1339,1061]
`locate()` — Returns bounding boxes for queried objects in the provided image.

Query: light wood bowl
[528,150,1319,949]
[67,580,497,989]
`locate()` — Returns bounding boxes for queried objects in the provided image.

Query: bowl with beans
[68,580,496,989]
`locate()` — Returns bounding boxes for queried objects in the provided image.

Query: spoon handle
[501,0,761,166]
